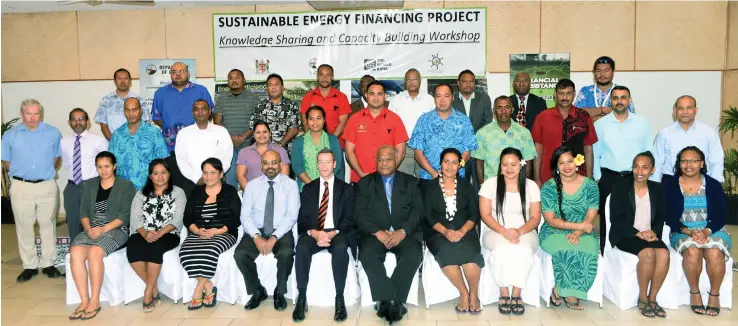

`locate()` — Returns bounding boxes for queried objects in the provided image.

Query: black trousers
[63,181,83,241]
[234,230,294,295]
[358,235,422,303]
[598,169,632,254]
[295,233,350,296]
[166,152,196,197]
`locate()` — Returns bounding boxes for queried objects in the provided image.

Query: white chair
[65,249,127,305]
[421,244,462,308]
[601,195,680,310]
[123,228,187,304]
[289,248,360,307]
[181,228,244,304]
[357,252,420,307]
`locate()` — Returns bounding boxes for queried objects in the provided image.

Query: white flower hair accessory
[520,160,527,167]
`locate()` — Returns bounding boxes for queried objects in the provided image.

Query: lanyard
[593,85,614,108]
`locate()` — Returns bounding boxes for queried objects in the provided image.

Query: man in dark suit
[511,72,548,132]
[355,145,423,324]
[452,70,492,185]
[292,148,355,322]
[351,75,389,114]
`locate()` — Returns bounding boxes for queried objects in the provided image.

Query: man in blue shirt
[1,99,64,282]
[593,86,652,254]
[574,56,635,122]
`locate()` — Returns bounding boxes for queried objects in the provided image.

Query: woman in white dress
[480,147,541,315]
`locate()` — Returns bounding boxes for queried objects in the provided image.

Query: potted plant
[1,117,19,224]
[718,106,738,225]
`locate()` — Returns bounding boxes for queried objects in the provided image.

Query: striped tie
[317,181,329,230]
[72,135,82,185]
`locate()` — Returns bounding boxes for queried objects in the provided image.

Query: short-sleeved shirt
[531,106,598,183]
[1,122,62,181]
[236,142,291,182]
[341,108,409,182]
[472,122,537,181]
[300,87,351,135]
[249,97,301,150]
[109,122,170,190]
[408,109,478,180]
[151,82,214,152]
[214,90,259,151]
[574,84,635,113]
[94,91,151,133]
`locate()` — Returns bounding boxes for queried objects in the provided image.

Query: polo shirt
[214,90,258,151]
[1,122,62,181]
[531,106,598,183]
[342,108,409,183]
[152,82,214,152]
[300,87,351,135]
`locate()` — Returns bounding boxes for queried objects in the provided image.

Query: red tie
[516,95,527,127]
[317,181,329,230]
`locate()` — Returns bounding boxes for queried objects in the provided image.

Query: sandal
[498,296,511,315]
[689,290,705,315]
[511,296,525,315]
[564,297,583,310]
[468,295,482,315]
[203,287,218,308]
[705,292,721,316]
[549,288,562,307]
[650,301,666,318]
[188,298,204,310]
[81,307,101,320]
[143,299,155,313]
[639,300,655,318]
[68,305,86,320]
[153,292,162,307]
[637,299,648,313]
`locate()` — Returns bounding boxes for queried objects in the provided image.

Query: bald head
[261,150,282,179]
[123,97,142,124]
[170,61,190,86]
[376,145,398,176]
[513,72,531,96]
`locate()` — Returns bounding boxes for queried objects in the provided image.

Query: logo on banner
[255,59,270,75]
[364,59,391,72]
[429,54,444,69]
[308,58,318,75]
[145,64,157,75]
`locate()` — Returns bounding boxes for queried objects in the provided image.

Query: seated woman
[421,148,484,314]
[236,121,290,189]
[664,146,732,316]
[127,158,187,312]
[609,151,669,318]
[539,146,599,310]
[69,151,135,320]
[291,105,344,190]
[179,158,242,310]
[480,147,541,315]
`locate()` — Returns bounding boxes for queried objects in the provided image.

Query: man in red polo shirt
[342,81,408,183]
[532,79,598,187]
[300,64,351,141]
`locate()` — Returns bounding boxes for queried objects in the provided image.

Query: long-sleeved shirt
[593,112,653,181]
[240,173,300,239]
[652,120,724,182]
[174,122,233,184]
[61,131,108,182]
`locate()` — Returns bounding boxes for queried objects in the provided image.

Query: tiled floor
[1,224,736,326]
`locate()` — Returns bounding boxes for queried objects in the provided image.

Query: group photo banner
[213,8,486,82]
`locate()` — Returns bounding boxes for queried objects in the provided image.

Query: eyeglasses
[262,160,281,166]
[679,159,702,165]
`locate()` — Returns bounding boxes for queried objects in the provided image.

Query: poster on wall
[509,53,570,108]
[350,79,405,105]
[139,59,197,109]
[212,8,486,81]
[215,80,340,102]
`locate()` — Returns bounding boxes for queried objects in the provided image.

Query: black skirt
[616,236,668,256]
[426,229,485,268]
[127,232,180,264]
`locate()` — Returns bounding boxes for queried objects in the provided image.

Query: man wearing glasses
[574,56,636,122]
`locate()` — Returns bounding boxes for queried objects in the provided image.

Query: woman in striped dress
[69,151,135,320]
[180,158,242,310]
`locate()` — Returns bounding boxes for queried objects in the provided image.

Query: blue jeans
[225,148,241,190]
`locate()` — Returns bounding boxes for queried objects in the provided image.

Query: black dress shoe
[375,300,389,318]
[273,292,288,311]
[16,269,38,282]
[386,300,401,324]
[42,266,63,278]
[292,296,307,322]
[334,296,347,322]
[394,302,407,320]
[244,286,267,310]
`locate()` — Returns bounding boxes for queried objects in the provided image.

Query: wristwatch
[251,233,261,239]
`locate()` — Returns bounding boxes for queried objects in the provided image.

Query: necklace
[439,174,457,221]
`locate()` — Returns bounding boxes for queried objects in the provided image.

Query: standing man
[388,68,435,177]
[653,95,724,183]
[300,64,351,143]
[1,99,64,282]
[510,72,547,131]
[574,56,635,122]
[61,108,108,241]
[236,150,299,311]
[351,75,389,114]
[214,69,257,188]
[250,73,301,151]
[95,68,151,140]
[593,86,652,254]
[472,96,536,184]
[453,70,493,132]
[110,98,170,190]
[175,100,233,195]
[532,79,598,187]
[343,81,409,184]
[409,84,477,180]
[292,149,354,322]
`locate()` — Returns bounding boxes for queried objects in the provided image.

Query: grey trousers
[63,181,83,241]
[397,144,418,177]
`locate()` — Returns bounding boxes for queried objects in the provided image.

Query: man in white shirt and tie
[61,108,108,241]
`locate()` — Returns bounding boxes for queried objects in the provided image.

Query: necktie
[317,181,329,230]
[384,178,392,214]
[73,135,82,185]
[263,180,275,236]
[516,96,527,127]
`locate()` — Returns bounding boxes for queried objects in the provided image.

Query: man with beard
[452,70,493,132]
[61,108,108,240]
[249,73,301,151]
[236,150,299,312]
[510,72,548,131]
[214,69,258,188]
[574,56,636,122]
[532,79,597,187]
[95,68,151,140]
[593,86,652,253]
[351,75,390,114]
[300,64,351,145]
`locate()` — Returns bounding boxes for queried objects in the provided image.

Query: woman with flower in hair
[539,145,599,310]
